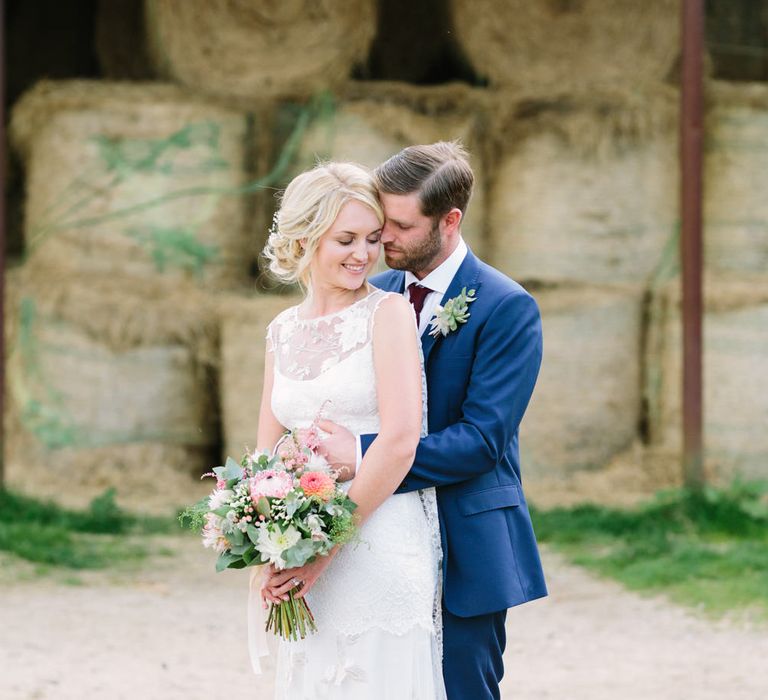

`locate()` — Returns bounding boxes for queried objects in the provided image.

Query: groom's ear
[440,208,462,235]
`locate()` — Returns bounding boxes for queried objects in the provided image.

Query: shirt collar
[404,237,468,294]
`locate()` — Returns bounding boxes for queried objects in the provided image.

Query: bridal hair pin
[267,212,280,238]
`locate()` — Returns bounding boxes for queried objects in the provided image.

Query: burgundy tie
[408,282,432,327]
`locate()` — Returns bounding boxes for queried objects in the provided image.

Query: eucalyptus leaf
[223,457,245,481]
[215,552,240,572]
[256,497,271,518]
[246,524,261,544]
[283,540,317,568]
[229,541,252,556]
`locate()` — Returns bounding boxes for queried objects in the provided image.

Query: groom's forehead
[381,192,424,221]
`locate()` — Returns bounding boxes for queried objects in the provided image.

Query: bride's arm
[345,294,422,523]
[256,344,287,451]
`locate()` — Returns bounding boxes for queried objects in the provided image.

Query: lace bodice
[268,289,395,436]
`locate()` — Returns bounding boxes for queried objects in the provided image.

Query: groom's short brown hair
[374,141,474,220]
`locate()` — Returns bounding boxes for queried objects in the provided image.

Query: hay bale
[705,82,768,278]
[520,285,643,478]
[3,267,220,510]
[219,292,303,460]
[645,277,768,481]
[278,84,489,257]
[144,0,376,100]
[488,88,678,286]
[10,80,251,291]
[452,0,679,92]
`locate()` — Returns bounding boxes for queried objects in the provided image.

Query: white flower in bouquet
[202,513,230,553]
[257,524,302,568]
[208,488,234,510]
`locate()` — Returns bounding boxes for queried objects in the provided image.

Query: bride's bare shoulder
[370,291,416,333]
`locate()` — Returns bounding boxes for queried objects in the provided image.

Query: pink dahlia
[250,469,293,501]
[299,471,335,502]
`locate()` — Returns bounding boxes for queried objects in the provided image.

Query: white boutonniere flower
[428,287,477,337]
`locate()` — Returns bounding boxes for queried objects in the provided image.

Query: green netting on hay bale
[520,284,644,479]
[10,80,251,291]
[5,268,219,453]
[144,0,376,100]
[452,0,679,93]
[487,86,679,287]
[644,276,768,482]
[218,292,302,461]
[275,83,491,257]
[705,81,768,279]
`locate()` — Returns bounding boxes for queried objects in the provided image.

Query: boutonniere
[428,288,477,337]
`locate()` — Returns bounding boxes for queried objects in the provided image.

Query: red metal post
[0,0,6,487]
[680,0,705,488]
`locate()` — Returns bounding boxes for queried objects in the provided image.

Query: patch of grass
[0,488,179,570]
[530,481,768,618]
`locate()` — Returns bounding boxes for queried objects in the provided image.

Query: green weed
[530,481,768,618]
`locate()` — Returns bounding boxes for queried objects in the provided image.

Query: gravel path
[1,539,766,699]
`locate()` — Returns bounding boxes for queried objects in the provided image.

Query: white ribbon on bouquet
[247,565,270,674]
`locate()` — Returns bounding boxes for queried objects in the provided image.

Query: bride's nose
[349,239,368,261]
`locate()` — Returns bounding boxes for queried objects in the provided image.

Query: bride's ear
[299,237,308,249]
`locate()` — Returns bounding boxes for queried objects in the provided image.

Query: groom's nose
[380,222,395,243]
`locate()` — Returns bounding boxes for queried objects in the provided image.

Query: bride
[256,162,445,699]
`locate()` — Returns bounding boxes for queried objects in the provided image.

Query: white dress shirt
[353,237,469,470]
[404,237,468,336]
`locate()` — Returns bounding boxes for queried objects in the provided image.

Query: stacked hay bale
[704,82,768,278]
[144,0,376,100]
[11,81,252,290]
[642,82,768,483]
[218,293,302,461]
[488,87,679,286]
[275,83,490,258]
[4,266,220,512]
[451,0,679,94]
[486,87,678,481]
[645,278,768,482]
[5,80,260,510]
[519,285,643,479]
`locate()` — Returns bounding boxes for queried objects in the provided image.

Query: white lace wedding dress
[267,288,446,699]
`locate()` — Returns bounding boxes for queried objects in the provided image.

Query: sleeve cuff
[355,436,363,475]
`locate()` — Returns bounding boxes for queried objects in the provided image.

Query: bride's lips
[342,263,367,274]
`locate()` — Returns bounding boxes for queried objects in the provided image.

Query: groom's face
[379,192,443,275]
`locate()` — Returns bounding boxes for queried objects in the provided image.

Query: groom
[270,142,546,699]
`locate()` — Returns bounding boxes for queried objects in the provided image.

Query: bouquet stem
[266,591,317,641]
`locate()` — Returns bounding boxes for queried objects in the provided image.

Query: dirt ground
[1,539,766,700]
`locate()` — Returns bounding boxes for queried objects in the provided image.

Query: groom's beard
[384,220,442,272]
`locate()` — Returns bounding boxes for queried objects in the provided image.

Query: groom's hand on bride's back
[315,420,356,481]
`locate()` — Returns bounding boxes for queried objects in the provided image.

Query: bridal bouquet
[181,427,357,641]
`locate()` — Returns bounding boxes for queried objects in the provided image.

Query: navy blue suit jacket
[362,248,547,617]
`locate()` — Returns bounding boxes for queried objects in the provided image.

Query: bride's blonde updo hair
[262,162,384,287]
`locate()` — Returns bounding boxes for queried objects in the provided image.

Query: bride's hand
[261,548,339,604]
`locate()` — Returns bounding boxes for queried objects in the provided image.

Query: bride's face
[309,200,382,292]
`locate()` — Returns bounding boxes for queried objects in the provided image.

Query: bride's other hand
[261,550,339,603]
[315,419,356,481]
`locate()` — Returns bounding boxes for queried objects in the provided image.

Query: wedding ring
[291,577,302,589]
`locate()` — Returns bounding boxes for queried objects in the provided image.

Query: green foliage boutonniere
[428,287,477,338]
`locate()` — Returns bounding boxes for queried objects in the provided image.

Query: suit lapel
[421,249,483,366]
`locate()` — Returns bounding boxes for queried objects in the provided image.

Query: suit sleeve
[360,290,543,491]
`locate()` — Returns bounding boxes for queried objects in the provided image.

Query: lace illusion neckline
[293,287,379,323]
